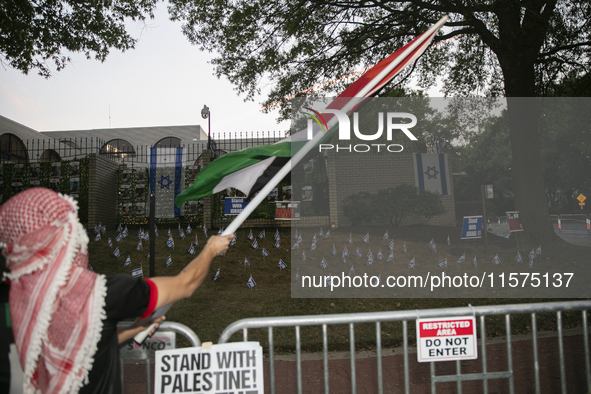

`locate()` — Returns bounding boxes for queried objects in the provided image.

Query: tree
[0,0,157,77]
[168,0,591,243]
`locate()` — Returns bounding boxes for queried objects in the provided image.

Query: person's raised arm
[148,234,233,310]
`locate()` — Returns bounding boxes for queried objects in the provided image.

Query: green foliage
[1,0,157,77]
[343,184,446,226]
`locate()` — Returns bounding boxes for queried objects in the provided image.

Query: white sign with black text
[416,316,478,362]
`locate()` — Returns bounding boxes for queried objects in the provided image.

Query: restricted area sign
[416,316,478,362]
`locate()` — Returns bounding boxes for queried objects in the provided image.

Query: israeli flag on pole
[262,248,269,257]
[101,225,106,234]
[167,229,172,237]
[331,244,337,255]
[367,248,373,260]
[248,229,254,240]
[528,258,534,269]
[473,255,477,267]
[310,243,317,251]
[302,251,306,261]
[123,226,128,237]
[131,267,143,278]
[113,247,120,258]
[179,229,186,239]
[274,229,280,241]
[324,230,330,239]
[437,258,447,268]
[403,243,407,253]
[320,258,328,270]
[230,234,237,246]
[408,257,415,269]
[362,232,369,244]
[312,234,318,243]
[342,246,349,258]
[413,153,450,195]
[383,231,389,240]
[138,228,143,239]
[150,147,185,218]
[342,257,347,264]
[186,224,192,234]
[166,255,173,267]
[493,254,501,265]
[258,229,265,239]
[136,240,142,251]
[387,252,394,262]
[273,239,280,249]
[515,252,523,263]
[94,233,101,242]
[117,223,121,233]
[203,225,208,237]
[124,255,131,267]
[295,269,300,282]
[456,254,465,264]
[217,228,224,236]
[528,249,536,261]
[167,237,174,249]
[388,240,395,250]
[347,233,353,244]
[535,245,542,255]
[348,265,354,276]
[247,275,256,289]
[291,242,299,250]
[94,224,100,234]
[429,239,437,253]
[326,275,331,287]
[251,239,259,249]
[213,268,220,281]
[143,232,149,241]
[278,259,287,270]
[244,257,250,267]
[377,250,384,261]
[356,247,362,257]
[366,258,373,267]
[115,233,123,243]
[297,234,303,244]
[318,228,323,237]
[188,244,196,255]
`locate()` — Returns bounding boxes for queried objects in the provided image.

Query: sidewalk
[123,328,590,393]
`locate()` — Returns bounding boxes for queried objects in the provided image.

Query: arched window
[39,149,61,162]
[0,133,29,163]
[100,139,136,159]
[154,137,181,148]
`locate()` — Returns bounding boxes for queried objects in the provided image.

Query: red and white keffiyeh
[0,188,107,393]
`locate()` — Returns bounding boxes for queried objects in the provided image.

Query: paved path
[123,328,589,393]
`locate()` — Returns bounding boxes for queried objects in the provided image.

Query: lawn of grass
[88,223,589,353]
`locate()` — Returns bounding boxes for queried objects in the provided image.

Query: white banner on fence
[154,341,264,393]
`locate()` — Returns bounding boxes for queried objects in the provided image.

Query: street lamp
[201,105,211,150]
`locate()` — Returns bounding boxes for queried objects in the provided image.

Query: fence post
[202,150,213,229]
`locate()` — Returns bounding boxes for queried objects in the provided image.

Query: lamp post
[201,105,211,150]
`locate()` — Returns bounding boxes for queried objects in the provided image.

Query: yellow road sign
[577,194,587,203]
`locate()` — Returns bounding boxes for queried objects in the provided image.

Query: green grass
[88,224,589,353]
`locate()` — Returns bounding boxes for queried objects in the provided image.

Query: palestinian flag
[175,16,448,206]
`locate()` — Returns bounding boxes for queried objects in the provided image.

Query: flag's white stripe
[213,156,275,196]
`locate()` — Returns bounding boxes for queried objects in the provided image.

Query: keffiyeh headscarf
[0,188,107,393]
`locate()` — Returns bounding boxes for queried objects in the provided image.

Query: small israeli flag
[167,237,174,249]
[362,232,369,244]
[310,243,317,251]
[429,239,437,253]
[312,234,318,243]
[278,259,287,270]
[294,229,299,239]
[493,254,501,265]
[143,232,149,241]
[262,248,269,257]
[331,244,337,255]
[320,258,328,270]
[403,243,407,253]
[117,223,122,233]
[295,269,300,282]
[138,228,143,239]
[94,233,101,242]
[456,254,465,264]
[179,229,186,239]
[213,268,220,281]
[166,255,173,267]
[318,228,323,237]
[248,230,254,240]
[230,234,237,246]
[244,257,250,267]
[188,244,196,255]
[342,257,347,264]
[136,240,142,251]
[297,234,303,244]
[367,249,373,260]
[515,252,523,263]
[274,229,280,241]
[324,230,330,239]
[247,275,256,289]
[131,267,143,278]
[124,255,131,267]
[291,242,299,250]
[146,253,150,259]
[408,257,415,269]
[528,249,536,261]
[258,229,265,239]
[437,258,447,268]
[302,251,306,261]
[377,250,384,261]
[217,228,224,235]
[447,235,450,246]
[251,239,259,249]
[122,226,128,237]
[273,239,280,249]
[387,252,394,262]
[383,230,389,240]
[203,225,208,237]
[366,258,373,267]
[342,246,349,258]
[186,224,192,234]
[388,240,395,250]
[113,247,120,258]
[355,247,362,257]
[94,224,99,233]
[326,274,331,287]
[115,233,123,243]
[101,225,106,234]
[167,229,172,237]
[528,258,534,269]
[347,233,353,244]
[348,265,354,276]
[535,245,542,255]
[473,255,478,267]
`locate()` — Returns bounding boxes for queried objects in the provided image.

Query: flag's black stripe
[247,156,290,199]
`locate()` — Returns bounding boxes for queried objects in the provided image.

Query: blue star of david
[158,175,172,189]
[425,166,439,180]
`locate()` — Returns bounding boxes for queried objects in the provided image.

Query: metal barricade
[218,300,591,394]
[118,321,201,394]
